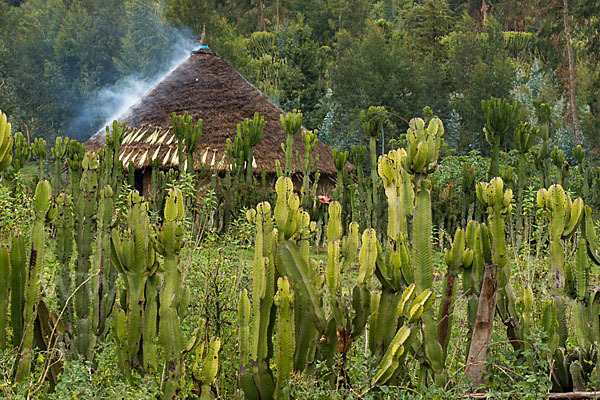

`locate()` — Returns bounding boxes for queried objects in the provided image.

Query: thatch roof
[86,48,348,176]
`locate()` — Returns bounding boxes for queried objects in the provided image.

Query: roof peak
[199,24,209,50]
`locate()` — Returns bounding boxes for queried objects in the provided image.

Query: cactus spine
[16,180,55,381]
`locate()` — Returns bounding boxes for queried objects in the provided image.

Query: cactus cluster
[0,110,14,173]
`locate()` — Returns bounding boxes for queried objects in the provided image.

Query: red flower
[318,195,331,204]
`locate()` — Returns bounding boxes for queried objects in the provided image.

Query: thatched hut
[86,42,348,197]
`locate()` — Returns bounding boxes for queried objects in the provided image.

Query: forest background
[0,0,599,158]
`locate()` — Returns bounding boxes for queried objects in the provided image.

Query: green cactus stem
[481,97,519,180]
[12,131,30,173]
[280,110,302,177]
[55,193,75,329]
[274,277,294,399]
[16,180,55,381]
[32,137,47,178]
[0,245,9,349]
[51,137,69,196]
[154,188,188,398]
[361,106,386,228]
[514,122,538,233]
[477,177,521,349]
[0,109,13,173]
[111,191,159,377]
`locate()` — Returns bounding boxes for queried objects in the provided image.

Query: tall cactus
[239,112,266,186]
[332,148,348,202]
[481,97,519,180]
[111,191,159,380]
[154,188,189,399]
[9,235,26,348]
[172,112,202,174]
[12,132,30,173]
[95,185,116,336]
[551,146,568,189]
[476,177,521,349]
[72,152,99,360]
[274,277,294,399]
[51,137,69,196]
[32,137,47,178]
[297,129,319,210]
[361,106,386,228]
[0,245,9,349]
[514,122,537,232]
[54,192,75,329]
[16,180,56,381]
[0,109,14,173]
[280,110,302,177]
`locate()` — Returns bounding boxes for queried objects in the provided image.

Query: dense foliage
[2,0,600,155]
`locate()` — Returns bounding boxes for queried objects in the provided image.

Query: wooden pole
[466,263,498,389]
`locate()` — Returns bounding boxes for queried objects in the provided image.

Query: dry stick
[466,263,498,389]
[462,392,600,399]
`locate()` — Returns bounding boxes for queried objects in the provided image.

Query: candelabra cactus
[332,148,348,202]
[573,145,593,204]
[192,336,221,400]
[16,180,56,381]
[67,139,85,200]
[0,245,9,349]
[536,185,583,295]
[172,111,202,173]
[102,120,125,192]
[461,165,476,224]
[274,277,294,399]
[73,152,99,360]
[239,112,266,186]
[0,110,13,173]
[551,146,569,189]
[481,97,520,180]
[361,106,387,227]
[439,228,474,359]
[95,185,116,336]
[9,235,26,348]
[12,131,30,173]
[111,191,159,380]
[350,145,369,227]
[280,110,303,177]
[240,201,277,399]
[153,188,189,399]
[55,192,75,329]
[514,122,538,231]
[297,129,319,210]
[32,137,47,178]
[51,137,69,195]
[371,283,434,386]
[476,177,521,348]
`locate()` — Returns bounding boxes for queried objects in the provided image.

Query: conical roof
[86,48,345,176]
